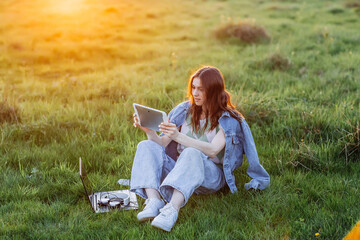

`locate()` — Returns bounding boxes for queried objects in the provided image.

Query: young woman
[130,66,270,232]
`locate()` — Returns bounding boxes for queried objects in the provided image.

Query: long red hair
[187,66,244,133]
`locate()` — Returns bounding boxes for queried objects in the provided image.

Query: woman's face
[192,77,205,107]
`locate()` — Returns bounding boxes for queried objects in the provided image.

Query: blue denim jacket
[165,101,270,193]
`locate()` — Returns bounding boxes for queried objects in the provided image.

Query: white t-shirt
[177,114,224,164]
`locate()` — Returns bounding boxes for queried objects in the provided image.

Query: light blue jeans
[130,140,226,208]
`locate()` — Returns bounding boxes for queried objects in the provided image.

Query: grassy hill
[0,0,359,239]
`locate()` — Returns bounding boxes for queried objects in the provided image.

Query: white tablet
[133,103,168,132]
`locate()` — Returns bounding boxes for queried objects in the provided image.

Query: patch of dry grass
[345,2,360,8]
[0,100,20,124]
[248,53,291,71]
[340,121,360,164]
[288,140,319,171]
[213,21,270,44]
[267,53,291,71]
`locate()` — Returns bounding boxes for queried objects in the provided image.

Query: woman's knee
[180,147,202,158]
[133,140,163,166]
[177,148,204,166]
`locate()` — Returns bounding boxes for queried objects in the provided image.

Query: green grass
[0,0,359,239]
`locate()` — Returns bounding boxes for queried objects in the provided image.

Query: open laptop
[79,157,138,213]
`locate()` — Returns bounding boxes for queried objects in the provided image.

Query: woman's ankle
[145,188,161,199]
[169,189,185,211]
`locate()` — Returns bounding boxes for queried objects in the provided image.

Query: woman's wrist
[172,132,183,144]
[172,131,180,141]
[145,130,157,137]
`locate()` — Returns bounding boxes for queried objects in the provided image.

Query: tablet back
[133,103,167,132]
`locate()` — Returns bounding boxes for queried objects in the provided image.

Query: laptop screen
[79,158,94,205]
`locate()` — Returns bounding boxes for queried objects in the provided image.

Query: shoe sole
[137,216,155,222]
[151,221,171,232]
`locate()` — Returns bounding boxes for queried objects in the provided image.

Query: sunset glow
[48,0,85,14]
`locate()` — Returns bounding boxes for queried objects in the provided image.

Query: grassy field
[0,0,359,239]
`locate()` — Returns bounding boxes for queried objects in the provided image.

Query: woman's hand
[133,113,153,134]
[159,121,179,140]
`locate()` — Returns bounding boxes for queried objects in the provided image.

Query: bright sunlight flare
[48,0,85,14]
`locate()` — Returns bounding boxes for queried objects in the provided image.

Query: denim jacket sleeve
[241,119,270,190]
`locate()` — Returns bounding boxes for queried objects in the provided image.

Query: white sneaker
[151,203,179,232]
[137,198,165,222]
